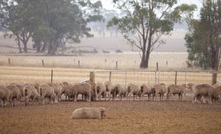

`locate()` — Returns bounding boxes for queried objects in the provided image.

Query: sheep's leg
[0,100,4,107]
[25,96,29,106]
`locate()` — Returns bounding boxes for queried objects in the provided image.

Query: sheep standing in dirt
[167,84,185,101]
[39,84,56,104]
[213,85,221,103]
[71,107,106,119]
[127,83,140,101]
[72,83,92,102]
[9,83,24,97]
[47,83,63,102]
[82,80,97,101]
[153,83,167,101]
[139,84,154,101]
[105,81,114,100]
[113,84,126,101]
[189,83,218,104]
[6,84,22,106]
[0,85,12,107]
[95,82,106,101]
[22,84,41,106]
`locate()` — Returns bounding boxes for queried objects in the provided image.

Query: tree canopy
[108,0,196,69]
[185,0,221,70]
[0,0,102,55]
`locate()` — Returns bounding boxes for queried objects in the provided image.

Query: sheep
[22,84,41,106]
[139,84,154,101]
[6,84,22,106]
[113,84,126,101]
[71,107,106,119]
[82,80,96,101]
[152,83,167,101]
[104,81,114,100]
[189,83,218,104]
[39,84,56,104]
[72,83,92,102]
[167,84,185,101]
[95,82,106,101]
[47,83,63,102]
[0,85,12,107]
[9,83,24,97]
[127,83,140,101]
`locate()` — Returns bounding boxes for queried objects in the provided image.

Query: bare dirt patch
[0,101,221,134]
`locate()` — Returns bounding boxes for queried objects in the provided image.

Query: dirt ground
[0,99,221,134]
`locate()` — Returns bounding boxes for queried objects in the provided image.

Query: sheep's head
[99,107,106,119]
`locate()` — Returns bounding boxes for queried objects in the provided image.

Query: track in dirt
[0,101,221,134]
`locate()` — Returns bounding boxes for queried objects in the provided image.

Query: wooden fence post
[42,60,44,66]
[212,72,217,85]
[156,62,159,71]
[51,70,53,83]
[8,58,10,65]
[116,61,118,69]
[78,60,80,68]
[90,72,95,83]
[175,71,178,85]
[109,71,112,82]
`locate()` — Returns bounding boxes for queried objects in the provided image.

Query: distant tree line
[0,0,103,55]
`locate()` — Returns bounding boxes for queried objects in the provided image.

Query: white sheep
[95,82,106,101]
[139,84,154,101]
[6,84,22,106]
[104,81,114,100]
[22,84,41,106]
[153,83,167,101]
[71,107,106,119]
[127,83,140,101]
[39,84,56,104]
[0,85,12,107]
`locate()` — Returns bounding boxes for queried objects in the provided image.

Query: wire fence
[94,70,216,88]
[0,66,219,86]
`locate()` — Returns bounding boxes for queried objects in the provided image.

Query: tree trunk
[48,41,58,55]
[41,41,47,52]
[23,41,28,53]
[16,35,22,53]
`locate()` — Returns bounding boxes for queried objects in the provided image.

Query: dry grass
[0,52,189,70]
[0,66,218,86]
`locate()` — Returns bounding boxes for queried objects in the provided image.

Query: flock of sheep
[1,80,221,107]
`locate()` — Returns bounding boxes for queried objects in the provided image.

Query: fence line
[0,66,219,86]
[94,70,217,87]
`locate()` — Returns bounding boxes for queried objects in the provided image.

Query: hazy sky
[100,0,203,18]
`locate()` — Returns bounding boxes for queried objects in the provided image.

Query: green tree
[0,0,36,53]
[108,0,196,69]
[185,0,221,70]
[0,0,102,55]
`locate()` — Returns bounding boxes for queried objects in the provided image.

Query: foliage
[0,0,102,55]
[108,0,196,68]
[185,0,221,70]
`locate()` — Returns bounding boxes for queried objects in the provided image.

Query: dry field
[0,52,189,70]
[0,100,221,134]
[1,34,221,134]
